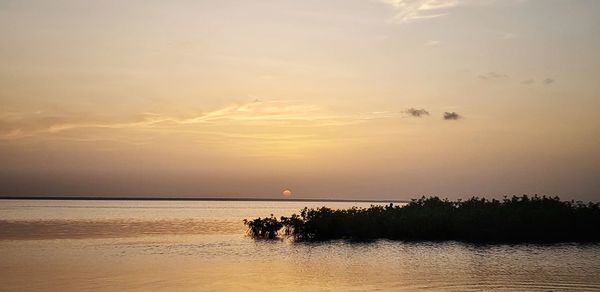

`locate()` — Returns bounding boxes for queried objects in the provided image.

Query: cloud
[379,0,527,23]
[499,32,516,40]
[542,78,555,85]
[478,72,509,80]
[0,100,397,141]
[522,79,535,85]
[380,0,462,22]
[443,112,461,120]
[426,40,441,46]
[0,101,406,158]
[404,108,430,117]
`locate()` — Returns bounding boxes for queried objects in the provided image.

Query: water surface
[1,199,599,291]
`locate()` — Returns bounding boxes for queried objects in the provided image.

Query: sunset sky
[1,0,599,200]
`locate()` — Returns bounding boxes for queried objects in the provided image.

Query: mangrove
[244,195,600,243]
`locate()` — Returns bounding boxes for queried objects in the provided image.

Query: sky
[1,0,599,200]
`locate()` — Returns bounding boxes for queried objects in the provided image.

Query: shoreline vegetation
[244,196,600,243]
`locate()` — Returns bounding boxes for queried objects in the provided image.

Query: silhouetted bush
[244,196,600,243]
[243,214,282,239]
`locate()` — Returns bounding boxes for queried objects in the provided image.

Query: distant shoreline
[0,196,407,203]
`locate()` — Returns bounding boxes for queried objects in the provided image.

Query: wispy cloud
[0,100,396,141]
[379,0,525,23]
[522,78,535,85]
[498,32,517,40]
[478,72,509,80]
[520,77,555,86]
[381,0,461,22]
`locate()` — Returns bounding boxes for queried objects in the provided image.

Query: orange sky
[1,0,599,200]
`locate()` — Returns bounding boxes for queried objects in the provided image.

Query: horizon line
[0,195,409,203]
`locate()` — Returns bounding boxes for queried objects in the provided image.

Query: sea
[1,199,599,291]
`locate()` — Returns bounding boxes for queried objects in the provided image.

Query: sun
[282,189,292,197]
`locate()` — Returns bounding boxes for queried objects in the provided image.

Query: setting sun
[282,190,292,197]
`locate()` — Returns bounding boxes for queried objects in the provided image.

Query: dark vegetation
[244,215,283,239]
[244,196,600,243]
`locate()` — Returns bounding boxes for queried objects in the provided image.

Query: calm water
[1,200,600,291]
